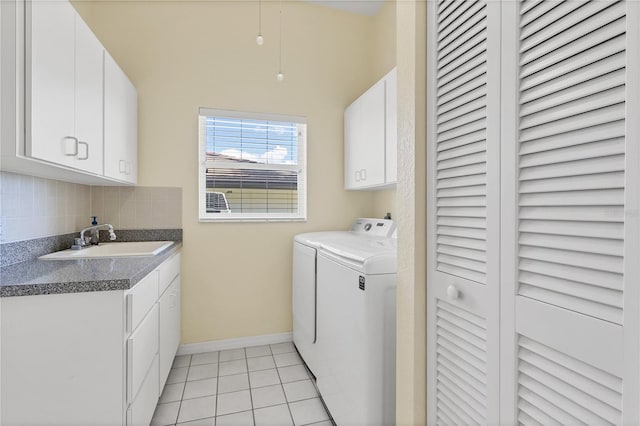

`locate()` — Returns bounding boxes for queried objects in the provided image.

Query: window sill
[199,217,307,223]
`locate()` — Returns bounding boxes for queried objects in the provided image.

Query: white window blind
[198,108,307,221]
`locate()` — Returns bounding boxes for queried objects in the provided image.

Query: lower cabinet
[0,250,181,426]
[159,275,181,392]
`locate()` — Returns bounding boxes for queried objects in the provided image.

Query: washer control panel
[351,218,396,238]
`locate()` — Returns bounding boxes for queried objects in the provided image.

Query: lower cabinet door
[127,354,159,426]
[159,276,181,391]
[127,304,159,404]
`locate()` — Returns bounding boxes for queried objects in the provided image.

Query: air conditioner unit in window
[206,192,231,213]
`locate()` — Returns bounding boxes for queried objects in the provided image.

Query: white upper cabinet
[344,67,397,190]
[27,0,104,175]
[27,0,77,169]
[0,0,137,185]
[345,78,385,189]
[74,17,105,175]
[104,52,138,184]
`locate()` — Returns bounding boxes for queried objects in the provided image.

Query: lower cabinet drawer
[126,270,159,334]
[127,354,159,426]
[159,253,180,295]
[127,303,159,404]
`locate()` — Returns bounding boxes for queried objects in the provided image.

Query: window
[199,108,307,221]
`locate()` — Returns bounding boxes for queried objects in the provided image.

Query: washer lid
[317,236,397,274]
[294,231,350,247]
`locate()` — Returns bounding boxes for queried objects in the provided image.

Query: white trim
[499,0,518,421]
[198,107,306,124]
[199,216,307,223]
[483,3,502,421]
[176,332,293,355]
[425,1,438,424]
[623,0,640,422]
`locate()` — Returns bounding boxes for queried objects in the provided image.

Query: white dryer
[292,218,397,426]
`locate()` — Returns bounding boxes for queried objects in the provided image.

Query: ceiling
[304,0,385,16]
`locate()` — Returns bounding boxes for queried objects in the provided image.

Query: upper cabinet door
[344,79,385,190]
[74,16,104,175]
[358,79,386,187]
[27,0,104,175]
[104,52,138,184]
[27,0,76,168]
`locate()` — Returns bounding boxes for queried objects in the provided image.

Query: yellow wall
[74,0,379,343]
[395,1,427,424]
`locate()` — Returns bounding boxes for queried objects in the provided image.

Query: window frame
[198,108,307,222]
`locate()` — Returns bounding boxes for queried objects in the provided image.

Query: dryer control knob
[447,285,460,300]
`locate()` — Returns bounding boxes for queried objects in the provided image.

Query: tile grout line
[273,344,297,426]
[174,355,191,425]
[214,350,220,422]
[242,347,257,426]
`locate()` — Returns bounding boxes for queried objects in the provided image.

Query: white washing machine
[293,218,397,426]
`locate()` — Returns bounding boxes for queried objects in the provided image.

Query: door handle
[78,141,89,160]
[63,136,79,156]
[313,250,318,344]
[119,160,126,173]
[361,169,367,181]
[447,285,460,300]
[355,170,361,182]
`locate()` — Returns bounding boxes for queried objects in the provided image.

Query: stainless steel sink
[39,241,174,260]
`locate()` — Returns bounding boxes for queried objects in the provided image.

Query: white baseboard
[177,332,293,355]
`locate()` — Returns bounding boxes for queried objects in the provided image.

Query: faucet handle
[71,238,84,250]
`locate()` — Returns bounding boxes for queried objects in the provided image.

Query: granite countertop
[0,242,182,297]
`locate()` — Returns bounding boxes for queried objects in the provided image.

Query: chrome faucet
[71,224,117,250]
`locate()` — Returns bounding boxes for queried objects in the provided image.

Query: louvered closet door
[503,0,640,423]
[426,0,501,423]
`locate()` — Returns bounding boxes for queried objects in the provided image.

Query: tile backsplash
[0,171,182,243]
[91,186,182,230]
[1,171,91,243]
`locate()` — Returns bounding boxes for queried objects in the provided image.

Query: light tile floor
[152,342,334,426]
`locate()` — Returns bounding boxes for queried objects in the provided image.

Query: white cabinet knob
[447,285,460,300]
